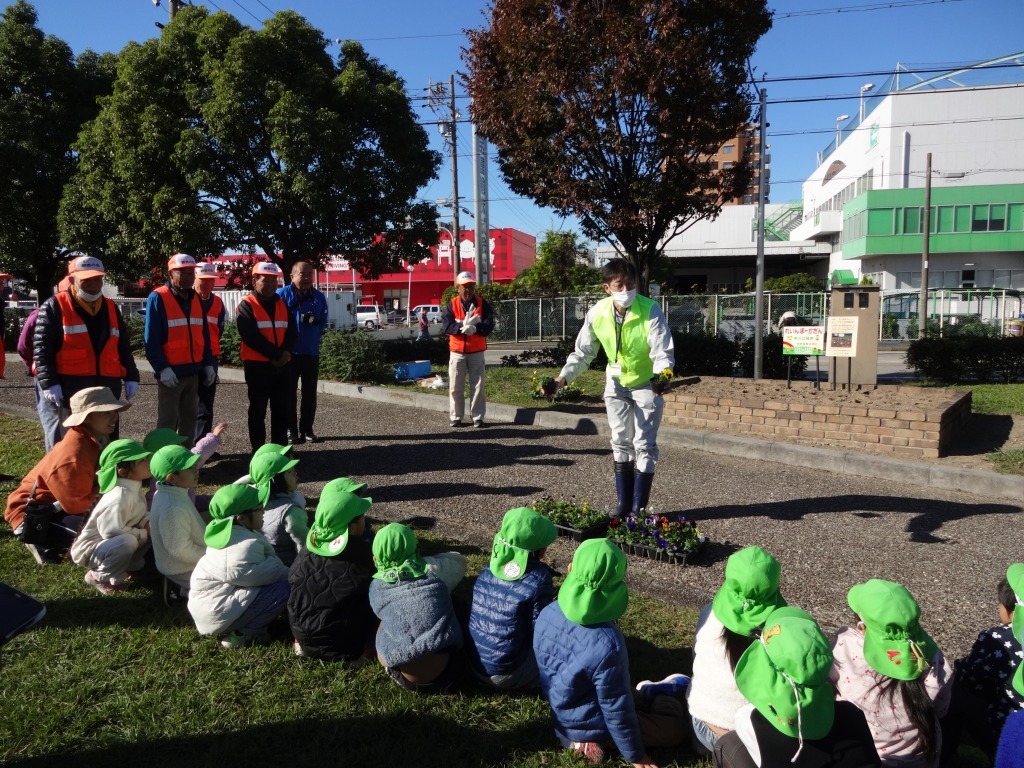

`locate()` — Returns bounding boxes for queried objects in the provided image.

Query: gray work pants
[604,378,664,473]
[449,351,486,423]
[157,373,199,447]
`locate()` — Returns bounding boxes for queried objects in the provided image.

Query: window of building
[989,204,1006,232]
[972,205,990,232]
[896,271,920,289]
[1009,203,1024,231]
[902,207,922,234]
[722,145,734,154]
[867,208,894,235]
[976,269,994,287]
[954,205,971,232]
[722,161,734,170]
[937,206,954,233]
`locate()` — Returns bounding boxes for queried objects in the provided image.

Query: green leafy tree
[743,272,823,292]
[0,1,116,300]
[60,7,440,283]
[464,0,771,293]
[512,230,599,296]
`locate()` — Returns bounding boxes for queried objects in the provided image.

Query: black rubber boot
[632,471,655,516]
[613,461,634,518]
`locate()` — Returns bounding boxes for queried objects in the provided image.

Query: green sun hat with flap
[150,445,201,483]
[372,523,427,583]
[847,579,937,682]
[712,546,787,635]
[734,606,836,746]
[307,488,371,557]
[323,476,368,496]
[557,538,628,626]
[142,428,187,454]
[1006,564,1024,695]
[249,452,299,506]
[490,507,556,581]
[205,484,261,549]
[97,439,150,494]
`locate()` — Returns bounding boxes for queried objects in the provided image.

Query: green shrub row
[906,336,1024,383]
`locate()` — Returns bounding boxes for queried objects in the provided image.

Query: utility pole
[753,87,768,380]
[428,77,462,281]
[919,152,932,338]
[472,120,490,286]
[169,0,181,20]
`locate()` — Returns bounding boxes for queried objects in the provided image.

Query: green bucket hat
[254,442,292,460]
[490,507,556,581]
[1008,564,1024,696]
[372,523,427,583]
[557,538,628,626]
[205,484,261,549]
[323,477,368,496]
[249,452,299,506]
[150,445,201,483]
[735,606,835,748]
[97,439,150,494]
[307,489,372,557]
[142,427,187,454]
[712,546,787,635]
[848,579,937,682]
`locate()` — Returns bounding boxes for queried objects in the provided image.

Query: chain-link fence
[881,289,1022,340]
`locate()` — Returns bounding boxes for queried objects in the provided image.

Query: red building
[206,228,536,309]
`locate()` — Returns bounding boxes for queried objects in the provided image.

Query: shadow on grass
[946,413,1014,456]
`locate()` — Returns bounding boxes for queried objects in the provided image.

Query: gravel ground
[1,373,1021,660]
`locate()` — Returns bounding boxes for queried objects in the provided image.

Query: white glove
[203,366,216,387]
[463,324,477,336]
[124,381,138,400]
[463,312,482,327]
[42,385,63,406]
[159,368,179,388]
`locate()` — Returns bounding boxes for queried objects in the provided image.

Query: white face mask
[77,289,103,302]
[610,289,636,308]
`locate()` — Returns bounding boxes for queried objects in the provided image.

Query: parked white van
[356,304,386,329]
[411,304,443,324]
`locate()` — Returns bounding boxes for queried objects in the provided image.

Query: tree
[511,230,599,296]
[464,0,772,292]
[0,1,116,301]
[60,7,440,283]
[744,272,823,293]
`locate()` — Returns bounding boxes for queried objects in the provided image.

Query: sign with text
[826,316,859,358]
[782,326,825,356]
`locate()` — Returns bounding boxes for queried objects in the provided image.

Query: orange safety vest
[156,285,205,367]
[54,292,126,378]
[202,293,224,358]
[240,293,288,362]
[448,298,487,355]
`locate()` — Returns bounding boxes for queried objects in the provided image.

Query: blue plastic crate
[393,360,432,381]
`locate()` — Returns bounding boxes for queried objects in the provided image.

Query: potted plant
[531,496,609,542]
[531,374,585,402]
[607,513,706,565]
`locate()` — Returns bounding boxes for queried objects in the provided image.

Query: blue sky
[26,0,1024,242]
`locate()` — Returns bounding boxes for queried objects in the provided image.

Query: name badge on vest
[608,364,622,377]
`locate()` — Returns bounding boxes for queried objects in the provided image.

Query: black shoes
[297,433,316,443]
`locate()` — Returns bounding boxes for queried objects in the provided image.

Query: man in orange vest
[194,262,226,444]
[237,261,296,451]
[33,255,140,447]
[144,253,215,446]
[441,271,495,428]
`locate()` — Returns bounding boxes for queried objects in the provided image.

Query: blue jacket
[468,560,553,676]
[369,572,463,668]
[533,602,645,763]
[144,283,214,378]
[277,284,328,357]
[997,710,1024,768]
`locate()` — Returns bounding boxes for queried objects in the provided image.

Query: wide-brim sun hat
[62,386,130,427]
[712,546,786,635]
[848,579,936,682]
[557,538,628,626]
[306,488,372,557]
[489,507,556,581]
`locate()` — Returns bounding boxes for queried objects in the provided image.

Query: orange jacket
[202,293,225,359]
[448,298,487,354]
[53,292,126,379]
[155,285,205,367]
[239,293,288,362]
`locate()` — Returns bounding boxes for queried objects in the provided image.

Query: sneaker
[84,570,123,596]
[635,673,691,701]
[220,631,253,649]
[472,419,485,429]
[294,639,306,657]
[569,741,606,763]
[450,419,463,428]
[302,432,316,443]
[24,543,65,565]
[162,576,182,607]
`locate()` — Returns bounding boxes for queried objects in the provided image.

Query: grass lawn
[390,366,608,410]
[0,413,702,768]
[962,383,1024,415]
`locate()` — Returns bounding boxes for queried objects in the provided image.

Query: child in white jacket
[71,440,152,595]
[149,445,204,601]
[188,484,290,649]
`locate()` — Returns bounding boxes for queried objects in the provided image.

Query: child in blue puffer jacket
[467,507,556,688]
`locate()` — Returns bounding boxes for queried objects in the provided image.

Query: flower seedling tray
[614,540,696,566]
[552,519,610,543]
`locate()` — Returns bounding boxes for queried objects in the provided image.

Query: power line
[755,60,1024,84]
[774,0,963,19]
[224,0,262,24]
[768,82,1024,106]
[770,113,1024,137]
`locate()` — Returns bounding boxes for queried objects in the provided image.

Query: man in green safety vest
[554,259,675,518]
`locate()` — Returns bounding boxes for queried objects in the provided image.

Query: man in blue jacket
[277,261,328,443]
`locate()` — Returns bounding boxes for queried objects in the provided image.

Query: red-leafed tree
[464,0,772,291]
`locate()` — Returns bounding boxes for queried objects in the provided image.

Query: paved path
[0,364,1018,659]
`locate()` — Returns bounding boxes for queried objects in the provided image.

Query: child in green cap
[249,451,305,566]
[370,522,465,693]
[533,538,689,767]
[188,484,290,649]
[70,439,152,595]
[830,579,953,768]
[466,507,556,689]
[143,423,227,512]
[688,545,788,755]
[149,444,205,604]
[233,443,306,510]
[287,486,378,662]
[714,605,880,768]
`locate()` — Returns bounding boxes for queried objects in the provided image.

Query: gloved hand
[463,324,477,336]
[203,366,216,387]
[124,381,139,400]
[159,368,179,388]
[42,385,63,406]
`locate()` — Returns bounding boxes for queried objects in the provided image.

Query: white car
[411,304,443,324]
[356,304,386,329]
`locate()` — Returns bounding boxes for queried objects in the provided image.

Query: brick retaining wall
[662,381,972,459]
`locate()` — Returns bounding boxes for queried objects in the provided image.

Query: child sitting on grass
[533,538,689,767]
[143,424,226,511]
[250,451,305,566]
[288,486,377,662]
[188,484,290,649]
[467,507,556,688]
[70,439,152,595]
[830,579,954,768]
[234,443,305,508]
[370,523,465,693]
[149,445,204,603]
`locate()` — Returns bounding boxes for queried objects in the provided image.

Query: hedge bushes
[906,335,1024,383]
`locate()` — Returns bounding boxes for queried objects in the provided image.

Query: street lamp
[835,114,850,148]
[406,263,414,327]
[859,83,875,122]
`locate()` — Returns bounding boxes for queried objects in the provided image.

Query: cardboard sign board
[782,326,825,356]
[826,316,859,358]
